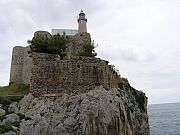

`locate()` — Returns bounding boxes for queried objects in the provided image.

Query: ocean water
[148,102,180,135]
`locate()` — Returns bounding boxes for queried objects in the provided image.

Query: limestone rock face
[3,113,19,124]
[0,108,5,117]
[3,131,17,135]
[13,84,149,135]
[8,102,18,113]
[20,115,48,135]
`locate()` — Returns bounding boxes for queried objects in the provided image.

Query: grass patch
[0,83,27,111]
[0,123,14,133]
[0,83,29,96]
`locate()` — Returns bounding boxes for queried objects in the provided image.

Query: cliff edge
[1,80,149,135]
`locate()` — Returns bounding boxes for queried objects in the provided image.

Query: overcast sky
[0,0,180,104]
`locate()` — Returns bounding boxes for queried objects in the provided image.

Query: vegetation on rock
[76,41,97,57]
[28,34,68,59]
[0,83,29,96]
[0,122,14,133]
[0,96,32,134]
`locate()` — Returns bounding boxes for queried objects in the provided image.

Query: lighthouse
[77,10,87,33]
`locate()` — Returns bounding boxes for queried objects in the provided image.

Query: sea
[148,102,180,135]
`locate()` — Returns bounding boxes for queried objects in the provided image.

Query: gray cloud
[0,0,180,104]
[97,47,138,62]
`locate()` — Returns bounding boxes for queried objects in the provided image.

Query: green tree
[28,34,68,59]
[48,34,68,59]
[77,41,97,57]
[27,35,49,53]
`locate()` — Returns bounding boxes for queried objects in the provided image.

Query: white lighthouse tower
[77,10,87,33]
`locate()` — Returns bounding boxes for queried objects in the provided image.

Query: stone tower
[77,10,87,33]
[9,46,32,84]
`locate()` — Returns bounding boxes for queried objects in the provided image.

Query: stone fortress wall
[9,31,91,84]
[10,11,123,96]
[10,46,32,84]
[9,31,122,96]
[66,32,91,58]
[10,10,92,85]
[10,31,122,96]
[30,53,121,96]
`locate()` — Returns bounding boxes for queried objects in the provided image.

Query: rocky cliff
[0,80,149,135]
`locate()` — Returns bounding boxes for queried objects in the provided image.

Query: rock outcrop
[0,81,149,135]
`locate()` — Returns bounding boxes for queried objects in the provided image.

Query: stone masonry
[10,11,91,85]
[9,32,91,84]
[10,46,32,84]
[30,53,121,96]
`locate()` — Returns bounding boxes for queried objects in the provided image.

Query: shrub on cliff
[76,41,97,57]
[0,123,14,134]
[28,34,68,59]
[48,34,68,59]
[27,35,49,54]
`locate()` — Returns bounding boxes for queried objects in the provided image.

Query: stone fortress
[10,10,124,96]
[7,11,149,135]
